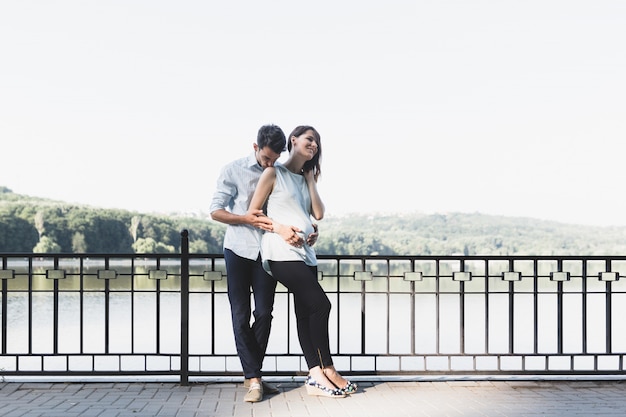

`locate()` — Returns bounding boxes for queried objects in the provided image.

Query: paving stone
[2,380,626,416]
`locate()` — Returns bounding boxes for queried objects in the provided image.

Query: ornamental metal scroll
[502,271,521,281]
[46,269,66,280]
[149,269,168,280]
[453,271,472,281]
[403,271,423,281]
[355,271,373,281]
[600,271,619,281]
[203,271,223,281]
[0,269,15,280]
[550,272,570,282]
[97,269,118,280]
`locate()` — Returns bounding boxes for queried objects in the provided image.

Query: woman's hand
[304,167,325,220]
[303,167,316,183]
[273,222,305,247]
[306,224,319,246]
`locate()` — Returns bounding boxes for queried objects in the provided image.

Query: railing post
[180,229,190,385]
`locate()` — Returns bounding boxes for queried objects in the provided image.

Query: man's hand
[246,209,273,232]
[306,224,319,246]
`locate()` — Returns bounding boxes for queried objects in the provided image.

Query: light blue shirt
[209,153,265,260]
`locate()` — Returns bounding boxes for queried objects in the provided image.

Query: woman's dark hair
[257,124,286,154]
[288,125,322,180]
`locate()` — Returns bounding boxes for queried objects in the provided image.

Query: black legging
[268,260,333,369]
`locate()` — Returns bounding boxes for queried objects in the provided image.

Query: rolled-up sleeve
[209,154,265,260]
[209,166,236,214]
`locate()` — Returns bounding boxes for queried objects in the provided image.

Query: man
[210,124,313,402]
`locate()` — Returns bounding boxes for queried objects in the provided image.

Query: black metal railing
[2,230,626,384]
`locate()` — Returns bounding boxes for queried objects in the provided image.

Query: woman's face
[292,129,319,160]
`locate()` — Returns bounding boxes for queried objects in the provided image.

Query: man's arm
[210,208,273,231]
[209,161,274,232]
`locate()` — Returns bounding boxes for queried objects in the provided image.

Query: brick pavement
[1,378,626,416]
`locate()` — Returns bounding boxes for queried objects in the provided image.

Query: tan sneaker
[243,382,263,402]
[244,378,280,395]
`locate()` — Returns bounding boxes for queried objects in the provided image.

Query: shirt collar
[246,152,261,169]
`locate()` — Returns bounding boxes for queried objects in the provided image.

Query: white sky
[1,1,625,227]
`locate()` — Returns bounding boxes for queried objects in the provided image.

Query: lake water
[2,256,626,373]
[4,288,625,357]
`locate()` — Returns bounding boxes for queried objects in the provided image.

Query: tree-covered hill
[2,186,625,255]
[0,186,224,254]
[315,212,626,256]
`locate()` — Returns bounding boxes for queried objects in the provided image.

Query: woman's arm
[304,168,325,220]
[248,167,276,213]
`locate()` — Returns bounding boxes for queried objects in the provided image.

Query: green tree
[189,239,209,253]
[33,236,61,253]
[139,216,180,251]
[130,215,141,242]
[66,209,133,253]
[72,232,87,252]
[132,237,175,254]
[34,210,45,238]
[37,206,72,252]
[0,215,39,251]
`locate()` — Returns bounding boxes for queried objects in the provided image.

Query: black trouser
[268,260,333,369]
[224,249,277,379]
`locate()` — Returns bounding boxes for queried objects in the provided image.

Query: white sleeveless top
[261,164,317,273]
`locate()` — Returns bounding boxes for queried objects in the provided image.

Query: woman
[248,125,357,398]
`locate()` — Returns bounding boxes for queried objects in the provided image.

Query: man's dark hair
[257,124,286,154]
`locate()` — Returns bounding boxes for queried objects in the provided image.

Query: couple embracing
[210,124,357,402]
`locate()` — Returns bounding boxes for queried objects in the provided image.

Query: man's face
[254,144,281,169]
